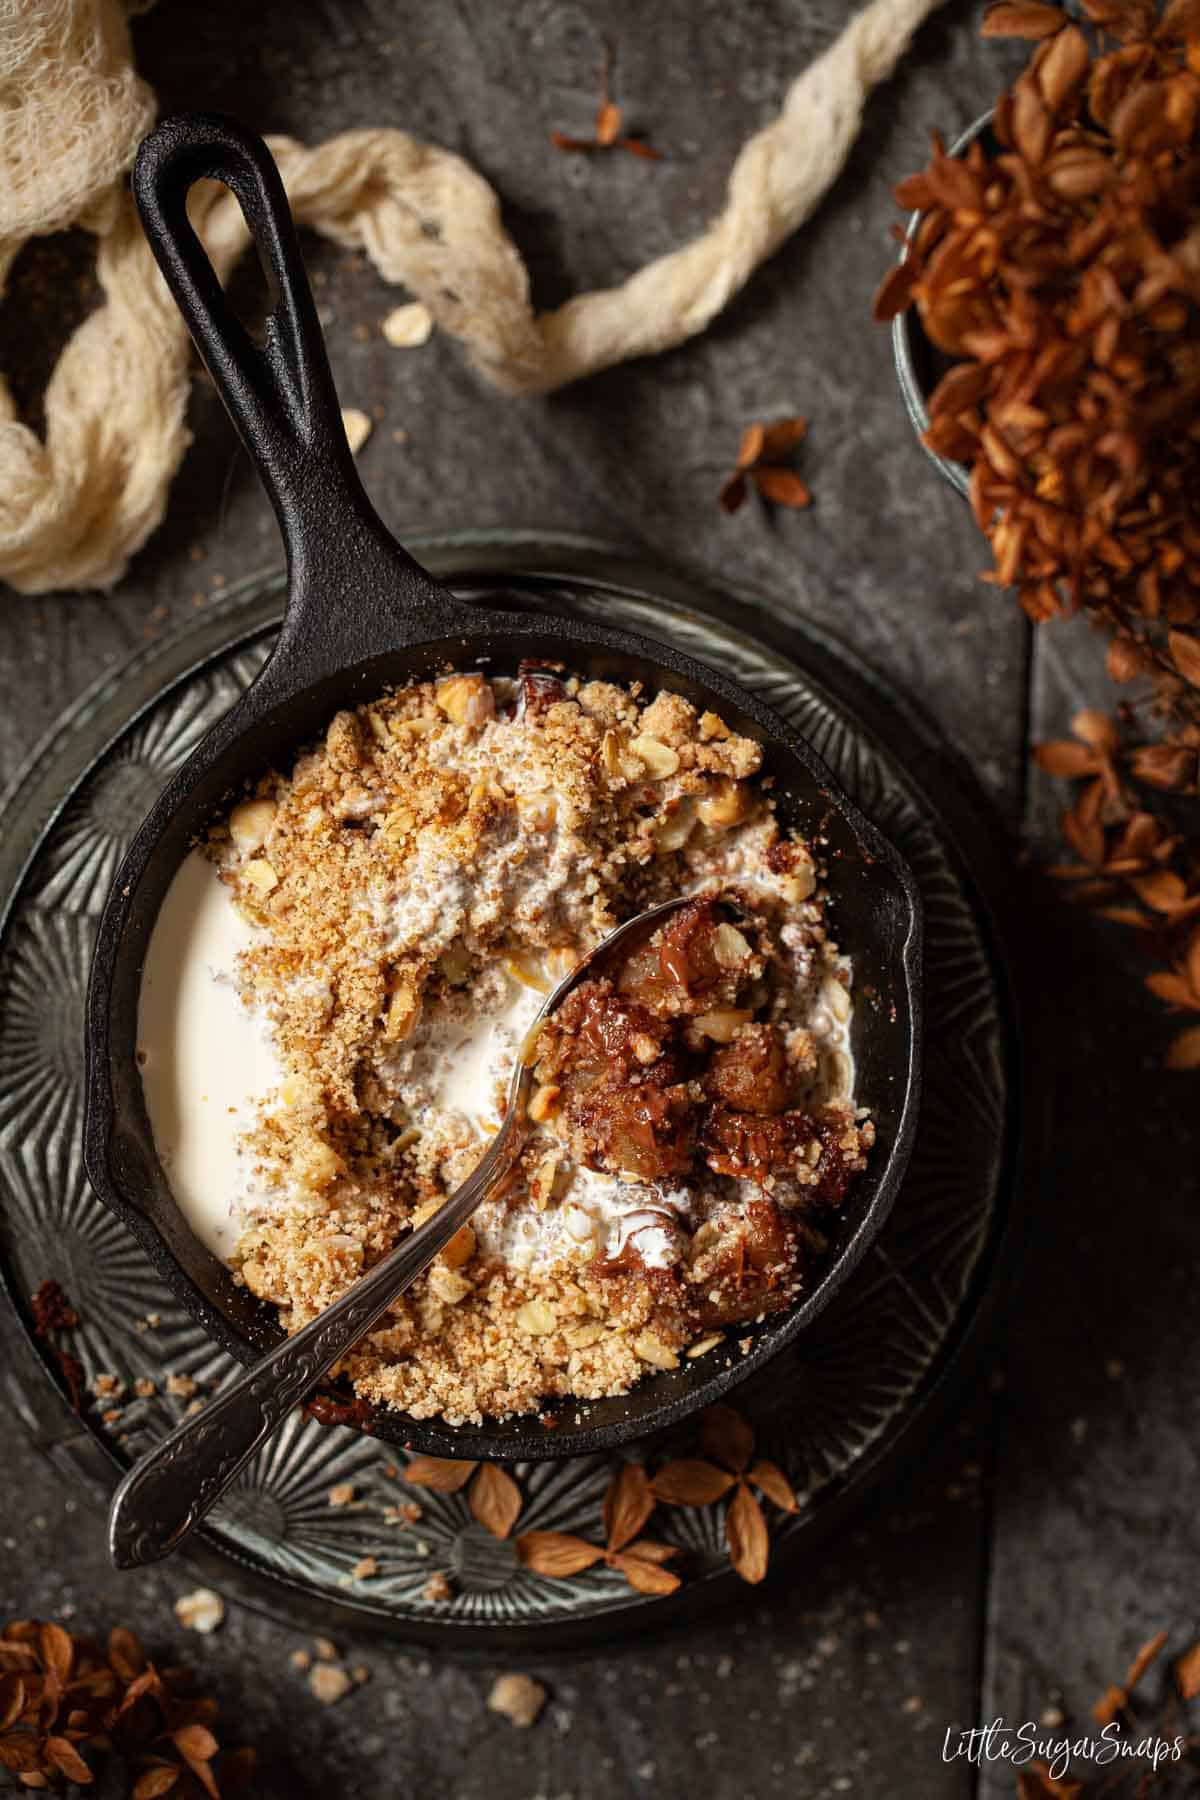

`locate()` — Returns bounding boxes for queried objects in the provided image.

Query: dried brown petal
[403,1456,477,1492]
[1124,1628,1169,1692]
[701,1404,755,1473]
[725,1483,770,1584]
[38,1625,72,1686]
[469,1464,522,1539]
[718,472,748,514]
[0,1677,26,1734]
[603,1463,653,1553]
[746,1459,798,1513]
[610,1549,681,1596]
[1165,1023,1200,1068]
[1070,709,1119,753]
[752,468,812,509]
[132,1771,180,1800]
[595,100,621,146]
[981,2,1067,40]
[1033,739,1099,777]
[1167,630,1200,687]
[874,257,921,321]
[758,418,808,460]
[1131,870,1188,912]
[106,1628,145,1683]
[651,1459,737,1506]
[735,424,766,470]
[43,1737,92,1784]
[1175,1639,1200,1698]
[1037,25,1090,111]
[1016,1763,1084,1799]
[172,1724,219,1764]
[516,1532,605,1577]
[1092,1682,1126,1725]
[1145,971,1197,1007]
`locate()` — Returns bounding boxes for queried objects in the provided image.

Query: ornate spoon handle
[107,1126,524,1569]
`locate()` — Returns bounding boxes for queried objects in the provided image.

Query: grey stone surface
[0,2,1194,1795]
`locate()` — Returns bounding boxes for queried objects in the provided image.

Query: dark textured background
[0,3,1196,1796]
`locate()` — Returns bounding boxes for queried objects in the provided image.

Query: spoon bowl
[84,115,923,1473]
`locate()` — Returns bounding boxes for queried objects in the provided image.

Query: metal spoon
[107,896,688,1569]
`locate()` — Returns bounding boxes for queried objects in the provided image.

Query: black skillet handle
[132,114,458,668]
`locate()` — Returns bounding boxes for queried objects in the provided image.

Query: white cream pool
[138,850,284,1257]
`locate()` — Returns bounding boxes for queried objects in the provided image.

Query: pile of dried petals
[1034,707,1200,1066]
[0,1619,254,1795]
[875,0,1200,1064]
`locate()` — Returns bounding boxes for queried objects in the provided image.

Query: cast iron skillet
[83,114,923,1464]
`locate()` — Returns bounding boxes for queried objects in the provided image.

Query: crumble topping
[197,668,871,1423]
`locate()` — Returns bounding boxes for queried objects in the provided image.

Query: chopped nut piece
[428,1264,472,1304]
[697,779,749,828]
[687,1332,725,1358]
[439,1224,476,1269]
[487,1672,547,1729]
[174,1588,225,1634]
[327,1482,356,1508]
[241,857,278,896]
[528,1082,561,1123]
[229,797,277,853]
[630,734,680,779]
[436,672,494,727]
[515,1300,557,1336]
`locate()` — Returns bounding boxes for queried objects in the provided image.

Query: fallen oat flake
[487,1672,547,1729]
[174,1587,225,1634]
[309,1663,353,1705]
[341,407,373,455]
[381,301,434,348]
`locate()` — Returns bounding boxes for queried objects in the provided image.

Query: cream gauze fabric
[0,0,945,594]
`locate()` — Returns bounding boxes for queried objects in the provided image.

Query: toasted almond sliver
[695,1008,753,1043]
[712,922,752,968]
[633,1331,680,1370]
[516,1300,557,1336]
[630,735,680,779]
[687,1333,725,1359]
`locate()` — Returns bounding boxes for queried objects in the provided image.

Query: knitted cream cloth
[0,0,945,594]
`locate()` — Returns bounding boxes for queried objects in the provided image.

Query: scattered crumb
[341,407,372,454]
[166,1373,197,1399]
[132,1378,156,1398]
[92,1373,124,1400]
[309,1663,353,1705]
[313,1636,339,1662]
[351,1556,379,1580]
[422,1571,453,1603]
[174,1588,225,1634]
[487,1672,547,1729]
[382,301,434,348]
[328,1482,356,1508]
[289,1649,312,1671]
[351,1664,371,1685]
